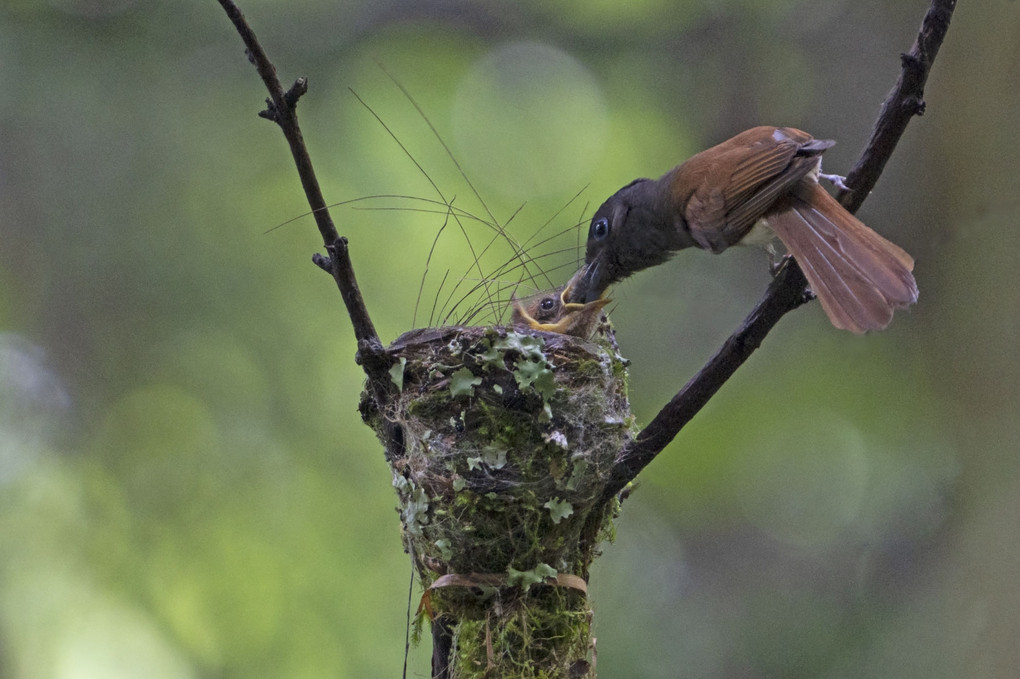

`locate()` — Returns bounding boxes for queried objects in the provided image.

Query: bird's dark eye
[590,217,610,241]
[540,297,556,311]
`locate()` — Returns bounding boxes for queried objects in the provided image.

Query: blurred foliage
[1,1,1018,677]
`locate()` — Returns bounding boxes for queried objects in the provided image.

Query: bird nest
[359,322,634,678]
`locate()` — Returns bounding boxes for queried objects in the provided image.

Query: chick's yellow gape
[510,283,611,340]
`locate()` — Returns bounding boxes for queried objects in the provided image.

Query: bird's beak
[559,275,611,316]
[565,258,608,305]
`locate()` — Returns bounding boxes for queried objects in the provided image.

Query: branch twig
[601,0,958,502]
[216,0,383,363]
[839,0,958,213]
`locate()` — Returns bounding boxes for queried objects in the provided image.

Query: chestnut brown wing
[670,127,830,252]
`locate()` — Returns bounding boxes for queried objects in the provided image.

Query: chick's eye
[590,217,610,241]
[540,298,556,311]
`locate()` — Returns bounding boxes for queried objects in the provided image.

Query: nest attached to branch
[360,323,633,678]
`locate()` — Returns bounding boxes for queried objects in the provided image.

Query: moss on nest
[360,323,633,678]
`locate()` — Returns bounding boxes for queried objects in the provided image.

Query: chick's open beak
[510,275,612,339]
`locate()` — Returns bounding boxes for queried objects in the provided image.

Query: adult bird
[569,126,917,333]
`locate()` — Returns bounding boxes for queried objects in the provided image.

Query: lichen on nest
[359,322,634,677]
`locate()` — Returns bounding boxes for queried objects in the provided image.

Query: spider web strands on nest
[441,242,587,327]
[265,193,495,238]
[349,87,501,321]
[372,65,573,311]
[406,198,588,327]
[436,192,603,327]
[434,192,592,326]
[269,74,593,330]
[350,188,592,326]
[354,71,595,328]
[351,80,595,329]
[317,194,588,326]
[273,191,589,326]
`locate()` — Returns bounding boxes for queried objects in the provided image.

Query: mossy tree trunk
[360,325,633,678]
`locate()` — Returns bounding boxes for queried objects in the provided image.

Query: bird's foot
[820,172,851,192]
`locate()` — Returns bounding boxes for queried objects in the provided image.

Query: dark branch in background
[601,0,958,503]
[839,0,958,213]
[216,0,386,374]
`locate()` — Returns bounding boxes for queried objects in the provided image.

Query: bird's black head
[571,178,676,303]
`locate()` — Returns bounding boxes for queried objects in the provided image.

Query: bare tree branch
[216,0,383,364]
[840,0,959,213]
[601,0,958,503]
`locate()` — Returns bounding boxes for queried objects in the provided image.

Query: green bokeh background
[2,1,1018,677]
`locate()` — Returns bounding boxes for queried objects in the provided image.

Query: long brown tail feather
[767,182,918,334]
